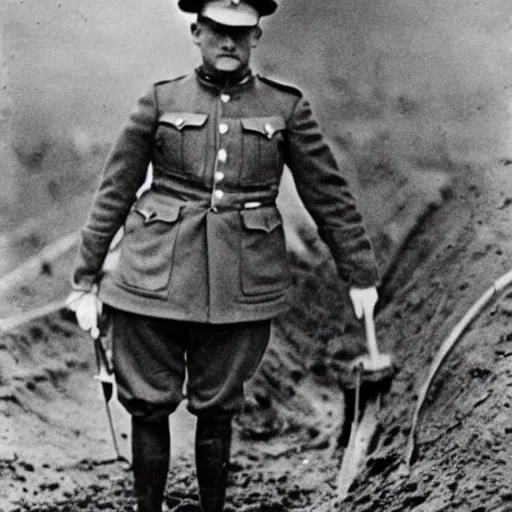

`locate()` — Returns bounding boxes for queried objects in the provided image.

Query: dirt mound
[3,157,512,511]
[340,162,512,512]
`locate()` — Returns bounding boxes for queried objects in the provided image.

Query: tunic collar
[195,66,254,92]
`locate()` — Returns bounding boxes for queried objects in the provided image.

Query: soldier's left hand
[349,286,378,319]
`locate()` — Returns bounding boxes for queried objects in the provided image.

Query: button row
[210,93,230,211]
[213,89,230,207]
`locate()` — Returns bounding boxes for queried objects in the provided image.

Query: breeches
[108,307,271,422]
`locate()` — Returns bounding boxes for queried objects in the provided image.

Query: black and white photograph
[1,0,512,510]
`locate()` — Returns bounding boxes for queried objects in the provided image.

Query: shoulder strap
[257,75,303,97]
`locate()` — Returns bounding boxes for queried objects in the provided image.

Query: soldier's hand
[66,286,103,339]
[349,286,378,320]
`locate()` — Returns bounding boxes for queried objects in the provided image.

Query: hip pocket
[117,196,181,298]
[240,207,290,296]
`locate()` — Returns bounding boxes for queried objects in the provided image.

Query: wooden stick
[405,268,512,469]
[363,301,380,364]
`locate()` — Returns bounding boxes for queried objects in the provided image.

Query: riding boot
[132,416,170,512]
[195,416,232,512]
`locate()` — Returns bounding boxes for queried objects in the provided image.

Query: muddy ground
[1,151,512,511]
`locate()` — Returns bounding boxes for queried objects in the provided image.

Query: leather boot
[195,416,232,512]
[132,416,170,512]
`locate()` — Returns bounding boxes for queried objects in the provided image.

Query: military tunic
[72,69,379,323]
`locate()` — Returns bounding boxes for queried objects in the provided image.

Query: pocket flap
[241,208,282,233]
[159,112,208,130]
[241,116,286,139]
[133,194,181,224]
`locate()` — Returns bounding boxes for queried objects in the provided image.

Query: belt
[152,178,278,211]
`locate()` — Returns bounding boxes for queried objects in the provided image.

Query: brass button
[214,189,224,200]
[215,171,225,183]
[219,123,229,135]
[217,149,227,163]
[220,94,231,103]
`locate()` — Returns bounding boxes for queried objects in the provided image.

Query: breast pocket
[154,112,208,179]
[117,194,181,298]
[240,116,286,186]
[240,207,291,297]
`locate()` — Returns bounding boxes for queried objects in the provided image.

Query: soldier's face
[192,18,261,74]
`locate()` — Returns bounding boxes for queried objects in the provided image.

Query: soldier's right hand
[66,286,103,339]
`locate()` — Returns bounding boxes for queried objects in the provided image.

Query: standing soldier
[67,0,380,510]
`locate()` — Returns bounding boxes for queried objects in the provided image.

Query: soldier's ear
[251,26,262,47]
[191,23,201,45]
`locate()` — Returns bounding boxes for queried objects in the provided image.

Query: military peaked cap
[179,0,277,22]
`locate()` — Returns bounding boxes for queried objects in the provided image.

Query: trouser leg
[132,416,170,512]
[195,415,232,512]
